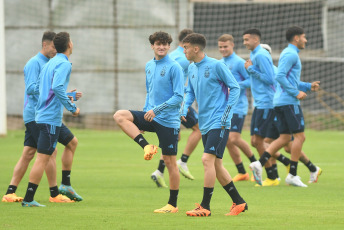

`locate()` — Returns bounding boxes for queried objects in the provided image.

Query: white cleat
[249,161,263,185]
[151,170,168,188]
[285,173,308,187]
[309,166,322,183]
[177,159,194,180]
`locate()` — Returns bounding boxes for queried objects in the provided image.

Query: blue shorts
[37,123,61,155]
[130,111,179,155]
[181,106,198,128]
[229,114,246,133]
[202,129,229,159]
[24,122,74,149]
[250,108,274,138]
[274,105,305,134]
[266,114,280,140]
[24,121,40,148]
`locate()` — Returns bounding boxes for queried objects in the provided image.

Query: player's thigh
[130,110,155,132]
[202,129,229,159]
[58,123,75,146]
[114,109,135,122]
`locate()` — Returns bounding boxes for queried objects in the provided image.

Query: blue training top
[35,53,77,126]
[246,44,275,109]
[169,46,190,87]
[182,55,240,135]
[143,54,184,129]
[221,52,250,115]
[23,52,49,124]
[274,44,311,107]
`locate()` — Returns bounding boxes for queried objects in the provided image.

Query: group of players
[114,26,322,216]
[2,26,322,215]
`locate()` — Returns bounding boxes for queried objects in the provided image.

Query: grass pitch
[0,129,343,229]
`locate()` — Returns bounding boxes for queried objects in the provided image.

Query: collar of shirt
[154,54,170,63]
[288,43,300,53]
[56,53,70,61]
[252,44,262,55]
[223,52,236,61]
[38,52,49,62]
[194,54,208,67]
[177,46,184,53]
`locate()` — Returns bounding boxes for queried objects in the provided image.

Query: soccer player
[2,31,81,204]
[151,29,201,187]
[114,31,184,213]
[242,28,282,186]
[218,34,257,182]
[249,26,320,187]
[182,33,247,217]
[21,32,80,207]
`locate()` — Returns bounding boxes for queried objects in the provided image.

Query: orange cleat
[232,173,250,182]
[143,145,158,160]
[225,202,248,216]
[186,203,211,217]
[2,193,23,202]
[49,194,75,203]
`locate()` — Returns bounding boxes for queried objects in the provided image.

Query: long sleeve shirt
[246,44,275,109]
[143,55,184,129]
[35,53,77,126]
[221,52,250,115]
[274,44,311,107]
[182,55,240,135]
[23,52,49,124]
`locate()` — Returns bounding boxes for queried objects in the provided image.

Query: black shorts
[24,121,40,148]
[266,113,280,140]
[130,111,179,155]
[37,123,61,155]
[274,105,305,134]
[229,114,246,134]
[181,106,198,128]
[250,108,274,138]
[202,129,229,159]
[58,123,74,146]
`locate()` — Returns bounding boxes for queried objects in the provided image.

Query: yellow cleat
[255,178,280,187]
[232,173,250,182]
[154,204,178,213]
[2,193,23,202]
[143,145,158,160]
[49,194,75,203]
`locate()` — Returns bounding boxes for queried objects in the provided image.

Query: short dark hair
[53,32,70,53]
[182,33,206,50]
[42,31,56,43]
[178,29,194,42]
[149,31,173,45]
[243,28,261,38]
[286,26,305,42]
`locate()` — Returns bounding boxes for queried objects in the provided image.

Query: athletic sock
[277,154,291,166]
[249,155,257,163]
[289,161,298,176]
[272,164,279,179]
[157,160,165,174]
[23,182,38,203]
[200,187,214,210]
[168,189,179,207]
[134,134,149,149]
[6,185,17,195]
[259,151,271,166]
[236,162,246,174]
[223,182,245,204]
[304,160,317,173]
[265,167,276,180]
[50,186,59,198]
[62,170,71,186]
[180,154,189,163]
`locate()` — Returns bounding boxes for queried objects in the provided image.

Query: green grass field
[0,129,343,230]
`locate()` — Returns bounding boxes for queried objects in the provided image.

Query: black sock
[200,187,214,210]
[265,167,276,180]
[259,151,271,167]
[23,182,38,202]
[272,164,279,179]
[249,155,257,163]
[62,170,71,186]
[223,182,245,204]
[50,186,59,198]
[304,160,317,173]
[6,185,17,195]
[180,154,189,163]
[289,161,298,176]
[134,134,149,149]
[157,160,165,173]
[277,154,291,166]
[168,189,179,207]
[236,162,246,174]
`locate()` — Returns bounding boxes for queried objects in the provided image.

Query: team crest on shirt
[204,66,210,78]
[148,70,151,74]
[160,66,166,77]
[192,75,195,78]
